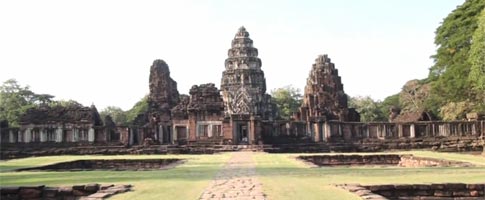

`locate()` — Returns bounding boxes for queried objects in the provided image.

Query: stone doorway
[175,126,187,144]
[238,124,249,144]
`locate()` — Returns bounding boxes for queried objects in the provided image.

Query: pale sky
[0,0,463,111]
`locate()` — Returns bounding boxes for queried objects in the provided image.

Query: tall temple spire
[220,27,274,119]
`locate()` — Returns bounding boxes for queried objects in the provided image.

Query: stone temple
[1,27,483,154]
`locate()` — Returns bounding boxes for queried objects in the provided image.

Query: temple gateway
[0,27,483,151]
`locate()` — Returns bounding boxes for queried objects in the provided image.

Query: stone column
[313,123,320,142]
[9,130,15,143]
[249,121,255,145]
[398,124,403,138]
[129,128,134,146]
[159,125,164,144]
[172,125,178,141]
[73,128,78,142]
[56,127,63,143]
[40,128,47,142]
[88,127,95,142]
[24,128,32,143]
[410,124,416,138]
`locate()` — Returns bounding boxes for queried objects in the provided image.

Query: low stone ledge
[336,183,485,200]
[16,159,184,171]
[0,184,131,200]
[298,154,474,167]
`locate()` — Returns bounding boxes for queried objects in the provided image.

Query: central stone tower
[220,26,272,118]
[220,26,274,144]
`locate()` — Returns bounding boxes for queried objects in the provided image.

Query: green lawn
[0,154,231,200]
[253,151,485,200]
[1,151,484,200]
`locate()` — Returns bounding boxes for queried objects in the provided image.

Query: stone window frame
[196,121,223,138]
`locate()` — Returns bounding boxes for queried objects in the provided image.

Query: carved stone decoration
[300,55,359,122]
[220,26,274,119]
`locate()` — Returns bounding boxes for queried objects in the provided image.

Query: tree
[379,93,400,121]
[349,96,386,122]
[399,79,431,113]
[468,7,485,112]
[126,95,149,122]
[100,106,128,125]
[428,0,485,112]
[0,79,54,126]
[271,86,302,119]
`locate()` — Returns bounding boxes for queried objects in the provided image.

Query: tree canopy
[271,86,302,120]
[349,96,386,122]
[0,79,54,126]
[426,0,485,119]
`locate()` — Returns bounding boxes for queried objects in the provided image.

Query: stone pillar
[313,123,320,142]
[129,128,134,146]
[40,128,47,142]
[249,121,255,145]
[159,125,164,144]
[9,130,15,143]
[88,128,95,142]
[173,126,178,141]
[410,124,416,138]
[24,128,32,143]
[73,128,78,142]
[398,124,403,138]
[324,122,330,141]
[56,127,63,143]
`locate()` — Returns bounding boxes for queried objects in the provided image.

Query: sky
[0,0,464,111]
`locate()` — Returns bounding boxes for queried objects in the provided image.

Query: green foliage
[428,0,485,117]
[379,94,400,120]
[0,79,54,127]
[349,96,386,122]
[125,95,149,122]
[100,106,128,125]
[468,8,485,112]
[271,86,302,119]
[440,101,477,121]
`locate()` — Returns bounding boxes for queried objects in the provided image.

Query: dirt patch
[16,159,184,171]
[297,154,472,167]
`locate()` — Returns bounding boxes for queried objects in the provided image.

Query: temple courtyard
[1,151,484,200]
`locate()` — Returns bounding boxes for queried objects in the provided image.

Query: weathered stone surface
[300,54,359,122]
[148,59,180,121]
[19,104,102,126]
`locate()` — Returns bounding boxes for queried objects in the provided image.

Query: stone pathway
[199,152,266,200]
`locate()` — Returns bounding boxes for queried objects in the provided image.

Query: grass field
[1,151,484,199]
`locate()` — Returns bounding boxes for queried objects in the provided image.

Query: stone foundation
[337,183,485,200]
[298,154,472,167]
[16,159,184,171]
[0,184,131,200]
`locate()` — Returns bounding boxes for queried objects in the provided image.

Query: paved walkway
[199,152,266,200]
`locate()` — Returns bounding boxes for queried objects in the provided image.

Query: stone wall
[0,184,131,200]
[337,183,485,199]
